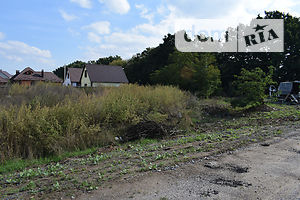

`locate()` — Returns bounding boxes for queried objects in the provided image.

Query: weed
[0,84,189,161]
[21,181,36,192]
[53,181,60,191]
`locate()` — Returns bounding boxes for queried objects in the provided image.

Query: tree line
[54,11,300,104]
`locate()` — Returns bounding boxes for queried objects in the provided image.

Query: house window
[84,70,87,78]
[25,71,33,75]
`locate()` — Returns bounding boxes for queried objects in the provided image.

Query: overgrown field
[0,83,300,199]
[0,83,189,161]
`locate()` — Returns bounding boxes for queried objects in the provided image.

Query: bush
[98,84,188,126]
[0,84,190,161]
[231,67,274,108]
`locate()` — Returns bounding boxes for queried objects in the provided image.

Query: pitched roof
[0,76,8,83]
[86,64,129,83]
[0,70,12,79]
[11,67,62,83]
[36,72,63,83]
[68,68,83,83]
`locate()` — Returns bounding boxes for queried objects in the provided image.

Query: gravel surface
[79,129,300,200]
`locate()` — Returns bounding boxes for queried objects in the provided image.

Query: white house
[80,64,129,87]
[63,68,83,87]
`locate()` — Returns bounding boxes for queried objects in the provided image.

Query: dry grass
[0,83,190,161]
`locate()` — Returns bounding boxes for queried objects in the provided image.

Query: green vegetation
[0,83,189,161]
[231,67,274,108]
[0,98,299,199]
[53,11,300,101]
[1,9,300,200]
[0,148,98,174]
[151,51,221,97]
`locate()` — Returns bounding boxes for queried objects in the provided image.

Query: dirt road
[80,129,300,200]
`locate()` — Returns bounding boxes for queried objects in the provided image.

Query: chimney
[41,70,44,78]
[16,70,20,75]
[64,66,66,82]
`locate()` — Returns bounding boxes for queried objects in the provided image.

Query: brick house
[10,67,62,86]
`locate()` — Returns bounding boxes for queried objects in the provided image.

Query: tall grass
[98,84,188,125]
[0,84,190,161]
[1,83,84,107]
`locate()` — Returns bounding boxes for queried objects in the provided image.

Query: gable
[80,67,91,87]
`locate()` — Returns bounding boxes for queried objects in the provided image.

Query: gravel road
[80,129,300,200]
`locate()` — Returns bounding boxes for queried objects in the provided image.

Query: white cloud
[135,4,154,23]
[83,30,162,60]
[83,0,300,60]
[0,51,23,62]
[88,32,102,43]
[70,0,92,9]
[241,0,299,13]
[68,28,81,37]
[165,0,300,25]
[0,32,5,40]
[83,21,111,35]
[0,40,52,63]
[99,0,130,14]
[103,32,161,47]
[59,10,78,22]
[156,5,168,16]
[130,0,300,40]
[84,31,162,60]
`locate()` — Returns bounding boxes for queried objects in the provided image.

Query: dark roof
[68,68,83,83]
[86,64,129,83]
[11,67,62,83]
[36,72,63,83]
[0,76,8,83]
[0,70,12,79]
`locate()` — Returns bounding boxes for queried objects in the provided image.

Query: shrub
[231,67,274,108]
[98,84,188,125]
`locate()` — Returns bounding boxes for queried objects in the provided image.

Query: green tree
[151,51,221,97]
[217,11,300,95]
[95,55,122,65]
[231,67,274,108]
[109,59,127,66]
[53,61,86,79]
[124,34,176,84]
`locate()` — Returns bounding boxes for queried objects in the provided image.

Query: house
[0,70,12,79]
[0,70,11,86]
[10,67,62,86]
[63,68,83,87]
[0,76,8,86]
[80,64,129,87]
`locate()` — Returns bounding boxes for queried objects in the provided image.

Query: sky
[0,0,300,74]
